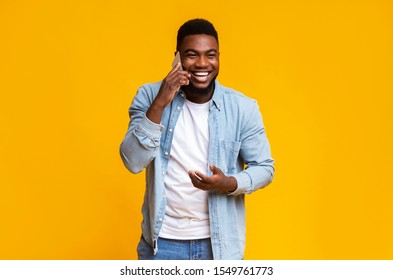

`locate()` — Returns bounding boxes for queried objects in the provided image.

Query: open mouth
[192,71,210,77]
[190,71,211,82]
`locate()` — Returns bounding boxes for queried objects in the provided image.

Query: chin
[187,79,216,95]
[193,83,211,89]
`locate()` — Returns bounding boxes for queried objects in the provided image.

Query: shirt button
[168,128,173,132]
[176,106,180,110]
[164,152,168,156]
[180,93,185,98]
[162,171,165,175]
[159,218,163,222]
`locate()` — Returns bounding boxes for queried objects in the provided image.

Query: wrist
[146,102,166,124]
[226,176,238,192]
[150,100,166,111]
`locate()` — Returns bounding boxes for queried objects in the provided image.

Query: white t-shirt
[159,99,210,239]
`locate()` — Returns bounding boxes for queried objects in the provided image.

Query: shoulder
[137,81,162,96]
[216,82,258,111]
[129,81,162,111]
[132,81,163,105]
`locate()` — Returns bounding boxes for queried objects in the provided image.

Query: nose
[195,55,208,68]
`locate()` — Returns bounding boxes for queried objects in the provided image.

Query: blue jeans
[137,236,214,260]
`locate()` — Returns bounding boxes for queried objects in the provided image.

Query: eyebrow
[184,48,218,54]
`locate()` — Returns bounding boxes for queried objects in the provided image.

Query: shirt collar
[177,80,222,111]
[211,80,222,111]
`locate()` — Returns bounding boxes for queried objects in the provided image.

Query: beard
[184,75,217,96]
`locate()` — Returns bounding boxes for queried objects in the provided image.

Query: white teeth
[193,72,209,77]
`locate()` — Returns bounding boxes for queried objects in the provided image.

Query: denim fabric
[120,80,274,259]
[137,236,213,260]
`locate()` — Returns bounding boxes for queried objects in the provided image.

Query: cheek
[182,59,193,67]
[213,62,219,72]
[211,59,219,68]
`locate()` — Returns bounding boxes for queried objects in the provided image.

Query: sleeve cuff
[228,172,252,196]
[137,115,164,138]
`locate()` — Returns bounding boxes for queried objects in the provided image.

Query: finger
[173,71,191,82]
[189,176,204,190]
[177,76,190,85]
[188,170,202,181]
[169,75,189,88]
[166,62,181,77]
[162,75,189,93]
[188,171,208,190]
[166,70,190,84]
[194,170,210,182]
[166,72,191,86]
[210,164,222,175]
[178,70,192,79]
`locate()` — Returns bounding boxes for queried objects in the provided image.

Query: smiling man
[120,19,274,260]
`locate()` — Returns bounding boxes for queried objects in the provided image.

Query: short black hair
[176,18,219,50]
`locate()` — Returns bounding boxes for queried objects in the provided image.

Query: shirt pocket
[220,140,241,174]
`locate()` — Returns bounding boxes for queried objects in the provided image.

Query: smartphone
[172,51,183,70]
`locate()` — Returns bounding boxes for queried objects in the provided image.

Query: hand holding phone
[146,52,190,124]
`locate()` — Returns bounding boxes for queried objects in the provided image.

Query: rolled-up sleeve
[120,86,163,174]
[230,101,274,196]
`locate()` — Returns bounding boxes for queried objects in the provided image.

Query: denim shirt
[120,80,274,260]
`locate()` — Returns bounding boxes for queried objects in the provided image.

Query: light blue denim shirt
[120,80,274,260]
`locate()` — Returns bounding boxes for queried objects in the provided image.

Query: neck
[183,80,215,104]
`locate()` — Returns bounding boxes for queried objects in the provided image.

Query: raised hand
[146,63,191,124]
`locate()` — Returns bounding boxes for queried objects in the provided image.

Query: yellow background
[1,0,392,259]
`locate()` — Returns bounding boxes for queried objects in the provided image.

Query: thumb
[210,164,221,174]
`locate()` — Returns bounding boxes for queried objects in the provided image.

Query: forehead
[179,34,219,51]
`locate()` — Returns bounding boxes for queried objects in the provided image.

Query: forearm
[225,176,238,192]
[146,101,165,124]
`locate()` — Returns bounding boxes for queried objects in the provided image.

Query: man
[120,18,274,260]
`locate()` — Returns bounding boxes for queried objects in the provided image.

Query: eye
[187,53,197,58]
[207,52,217,58]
